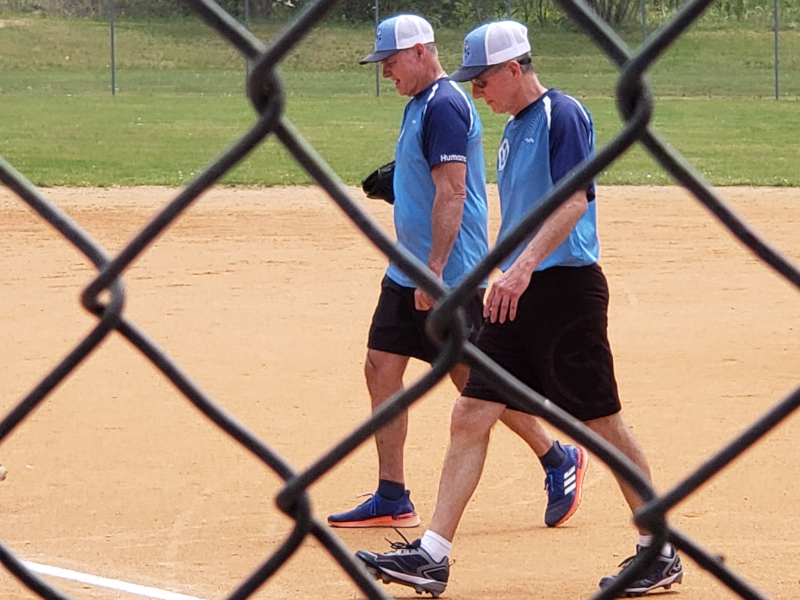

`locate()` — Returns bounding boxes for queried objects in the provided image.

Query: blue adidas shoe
[544,443,588,527]
[328,490,420,528]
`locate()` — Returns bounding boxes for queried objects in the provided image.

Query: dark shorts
[462,264,621,422]
[367,276,485,363]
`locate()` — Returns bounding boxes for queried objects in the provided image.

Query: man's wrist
[427,262,445,278]
[514,251,539,276]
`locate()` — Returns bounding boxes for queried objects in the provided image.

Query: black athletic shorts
[367,276,485,363]
[461,264,621,422]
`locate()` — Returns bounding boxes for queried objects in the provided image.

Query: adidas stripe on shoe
[544,443,588,527]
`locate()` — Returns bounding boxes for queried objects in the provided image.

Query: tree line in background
[0,0,796,29]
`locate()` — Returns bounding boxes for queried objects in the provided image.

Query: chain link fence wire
[1,0,799,598]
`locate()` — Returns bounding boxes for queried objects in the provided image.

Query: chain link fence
[1,0,799,598]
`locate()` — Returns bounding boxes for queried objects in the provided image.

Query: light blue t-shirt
[387,77,490,289]
[496,88,600,272]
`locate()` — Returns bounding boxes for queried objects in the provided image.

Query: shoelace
[615,554,637,569]
[544,472,560,496]
[384,530,457,567]
[385,528,417,552]
[615,548,669,571]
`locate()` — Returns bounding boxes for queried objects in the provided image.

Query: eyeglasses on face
[471,62,509,89]
[470,56,532,89]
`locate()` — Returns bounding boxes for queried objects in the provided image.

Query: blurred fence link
[1,0,798,599]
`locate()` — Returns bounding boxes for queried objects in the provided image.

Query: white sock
[638,534,673,557]
[420,530,452,563]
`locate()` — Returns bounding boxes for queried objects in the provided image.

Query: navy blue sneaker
[356,535,449,598]
[328,490,420,528]
[544,443,587,527]
[599,545,684,596]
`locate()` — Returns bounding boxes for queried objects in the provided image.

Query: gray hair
[424,42,438,57]
[516,52,534,74]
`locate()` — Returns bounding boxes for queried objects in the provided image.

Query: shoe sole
[363,563,446,598]
[328,512,420,528]
[619,570,683,596]
[548,447,588,527]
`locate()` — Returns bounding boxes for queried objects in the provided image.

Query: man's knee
[450,396,503,441]
[586,412,648,466]
[364,351,380,382]
[585,412,627,441]
[365,350,405,383]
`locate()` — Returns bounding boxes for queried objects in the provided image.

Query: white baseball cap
[450,21,531,82]
[360,14,435,64]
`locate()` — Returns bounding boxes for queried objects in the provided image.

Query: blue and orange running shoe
[328,490,420,528]
[544,443,588,527]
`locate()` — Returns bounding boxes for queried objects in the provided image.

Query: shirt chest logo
[498,138,510,171]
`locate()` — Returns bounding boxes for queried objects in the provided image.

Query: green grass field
[0,14,798,187]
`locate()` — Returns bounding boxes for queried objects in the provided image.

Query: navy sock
[378,479,406,501]
[539,441,567,469]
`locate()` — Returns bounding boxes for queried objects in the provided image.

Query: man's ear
[413,43,425,58]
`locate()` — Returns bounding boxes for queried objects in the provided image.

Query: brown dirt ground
[1,184,800,600]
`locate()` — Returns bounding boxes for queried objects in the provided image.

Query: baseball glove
[362,161,395,205]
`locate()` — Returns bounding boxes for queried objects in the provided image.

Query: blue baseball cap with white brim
[360,14,435,64]
[450,21,531,82]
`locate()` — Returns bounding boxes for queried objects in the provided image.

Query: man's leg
[366,349,410,484]
[589,412,684,595]
[449,364,554,456]
[450,364,586,527]
[427,396,507,540]
[447,362,470,392]
[498,408,555,456]
[328,349,420,527]
[355,396,505,598]
[585,412,651,530]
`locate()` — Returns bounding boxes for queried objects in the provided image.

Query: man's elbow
[436,185,467,206]
[569,192,589,216]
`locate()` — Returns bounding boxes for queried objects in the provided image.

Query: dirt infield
[1,184,800,600]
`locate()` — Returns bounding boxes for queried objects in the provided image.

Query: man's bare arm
[415,161,468,310]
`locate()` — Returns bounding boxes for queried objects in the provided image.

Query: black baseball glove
[362,161,395,205]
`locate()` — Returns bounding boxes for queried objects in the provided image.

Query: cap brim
[449,64,492,82]
[359,49,400,64]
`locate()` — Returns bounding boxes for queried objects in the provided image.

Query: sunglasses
[471,62,508,89]
[470,56,533,89]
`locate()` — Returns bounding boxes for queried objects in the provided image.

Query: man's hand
[483,264,531,323]
[414,288,436,311]
[484,190,590,324]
